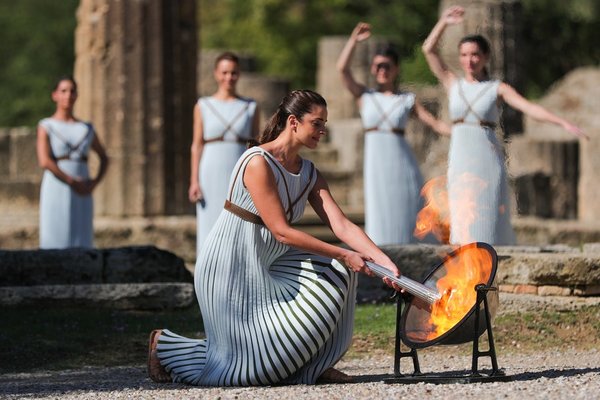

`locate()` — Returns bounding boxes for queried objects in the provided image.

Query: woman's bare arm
[336,22,370,99]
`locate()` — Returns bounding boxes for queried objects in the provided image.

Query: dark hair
[53,75,77,91]
[374,44,399,65]
[458,35,491,78]
[214,51,239,69]
[458,35,491,56]
[258,90,327,144]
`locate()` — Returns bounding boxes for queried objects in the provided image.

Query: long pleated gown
[447,78,516,245]
[196,96,257,255]
[157,147,358,386]
[38,118,95,248]
[360,90,424,245]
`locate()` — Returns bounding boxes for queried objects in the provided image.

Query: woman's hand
[351,22,371,43]
[70,178,93,196]
[337,249,375,276]
[441,5,465,25]
[562,121,589,140]
[188,181,204,203]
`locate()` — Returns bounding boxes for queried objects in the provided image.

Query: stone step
[0,282,195,310]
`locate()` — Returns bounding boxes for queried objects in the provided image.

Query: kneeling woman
[148,90,400,386]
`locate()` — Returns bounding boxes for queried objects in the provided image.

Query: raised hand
[441,5,465,25]
[562,121,590,140]
[351,22,371,42]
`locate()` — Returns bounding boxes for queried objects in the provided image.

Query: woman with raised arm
[337,22,450,246]
[422,6,587,245]
[36,76,109,249]
[148,90,401,386]
[189,51,260,255]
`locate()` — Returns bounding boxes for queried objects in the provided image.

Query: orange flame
[414,173,488,244]
[427,245,492,339]
[414,176,450,243]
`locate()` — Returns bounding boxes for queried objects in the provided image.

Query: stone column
[439,0,523,135]
[74,0,197,216]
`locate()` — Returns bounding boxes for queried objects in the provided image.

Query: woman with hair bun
[422,6,587,245]
[337,22,450,246]
[149,90,401,386]
[189,51,260,255]
[36,75,109,248]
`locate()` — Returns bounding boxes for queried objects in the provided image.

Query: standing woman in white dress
[148,90,401,386]
[189,52,260,255]
[422,6,587,245]
[337,22,450,246]
[36,76,109,248]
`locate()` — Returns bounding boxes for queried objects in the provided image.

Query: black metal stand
[384,285,512,384]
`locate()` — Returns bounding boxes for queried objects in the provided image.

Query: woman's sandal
[147,329,172,383]
[316,367,355,384]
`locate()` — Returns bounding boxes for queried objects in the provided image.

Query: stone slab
[0,282,194,310]
[0,246,192,286]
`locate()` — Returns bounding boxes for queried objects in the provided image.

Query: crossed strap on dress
[364,92,406,135]
[47,124,92,162]
[202,98,252,144]
[452,80,497,129]
[224,149,316,226]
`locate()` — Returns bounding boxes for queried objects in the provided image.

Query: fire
[414,173,488,244]
[427,244,493,339]
[414,176,450,243]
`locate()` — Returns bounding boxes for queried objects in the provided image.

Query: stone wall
[0,127,41,213]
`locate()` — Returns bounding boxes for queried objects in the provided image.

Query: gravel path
[2,293,599,399]
[2,349,599,400]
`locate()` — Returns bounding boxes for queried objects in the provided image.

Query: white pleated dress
[38,118,95,248]
[447,79,516,245]
[157,147,357,386]
[196,96,257,255]
[360,90,424,245]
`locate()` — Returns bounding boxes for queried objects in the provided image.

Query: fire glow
[412,174,493,340]
[414,173,488,244]
[426,245,493,339]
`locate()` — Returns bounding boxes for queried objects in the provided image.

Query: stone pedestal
[74,0,197,216]
[439,0,524,135]
[508,137,579,219]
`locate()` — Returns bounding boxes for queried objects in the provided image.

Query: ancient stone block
[537,285,572,296]
[101,246,192,283]
[513,284,538,295]
[0,248,103,286]
[9,127,39,179]
[0,283,195,310]
[237,74,290,127]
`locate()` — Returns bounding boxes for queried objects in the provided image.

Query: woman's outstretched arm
[308,169,400,277]
[498,82,588,140]
[336,22,370,99]
[412,100,451,136]
[422,6,464,90]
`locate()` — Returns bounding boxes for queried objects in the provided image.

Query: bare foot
[147,329,172,383]
[316,367,354,384]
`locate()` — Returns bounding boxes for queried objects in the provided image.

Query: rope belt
[204,137,249,144]
[224,200,264,225]
[452,118,496,129]
[365,127,405,135]
[54,155,88,162]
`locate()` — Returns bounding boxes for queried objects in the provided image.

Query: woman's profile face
[459,41,488,76]
[370,55,398,85]
[52,80,77,109]
[214,59,240,91]
[294,105,328,150]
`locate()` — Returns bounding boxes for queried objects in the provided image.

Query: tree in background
[198,0,439,89]
[0,0,79,127]
[1,0,598,127]
[521,0,600,98]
